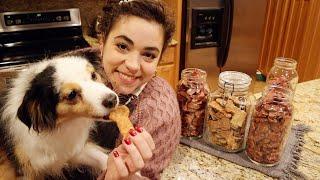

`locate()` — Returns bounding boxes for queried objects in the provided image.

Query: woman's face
[101,16,164,94]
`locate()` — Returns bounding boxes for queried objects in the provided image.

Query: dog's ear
[17,66,59,133]
[60,48,102,68]
[60,48,105,76]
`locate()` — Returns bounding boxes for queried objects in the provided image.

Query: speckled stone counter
[161,79,320,179]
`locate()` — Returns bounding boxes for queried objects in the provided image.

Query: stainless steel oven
[0,8,90,91]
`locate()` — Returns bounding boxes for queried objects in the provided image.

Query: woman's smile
[115,70,140,85]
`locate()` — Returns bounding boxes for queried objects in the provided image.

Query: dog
[0,50,118,179]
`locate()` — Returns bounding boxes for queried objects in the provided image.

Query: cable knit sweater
[93,76,181,180]
[129,76,181,179]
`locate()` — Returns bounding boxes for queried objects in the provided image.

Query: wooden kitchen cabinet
[155,0,182,89]
[160,45,175,65]
[258,0,320,82]
[157,64,175,88]
[156,42,178,88]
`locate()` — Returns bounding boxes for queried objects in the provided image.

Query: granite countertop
[161,79,320,179]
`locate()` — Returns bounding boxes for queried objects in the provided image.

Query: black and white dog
[0,50,118,179]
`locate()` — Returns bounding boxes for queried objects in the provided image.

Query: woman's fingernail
[129,129,137,136]
[113,151,119,157]
[135,126,143,133]
[124,138,131,145]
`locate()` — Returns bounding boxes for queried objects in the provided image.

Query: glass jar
[177,68,209,138]
[203,71,254,152]
[267,57,298,91]
[245,57,298,166]
[246,86,294,166]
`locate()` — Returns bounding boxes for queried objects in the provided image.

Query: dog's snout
[102,94,118,109]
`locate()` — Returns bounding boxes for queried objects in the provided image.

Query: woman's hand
[102,126,155,180]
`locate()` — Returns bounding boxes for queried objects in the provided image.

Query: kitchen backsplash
[0,0,106,36]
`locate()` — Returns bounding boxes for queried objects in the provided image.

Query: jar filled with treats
[246,86,294,166]
[246,58,298,166]
[177,68,209,138]
[267,57,298,90]
[203,71,254,152]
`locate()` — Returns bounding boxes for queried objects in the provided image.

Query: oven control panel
[4,11,71,26]
[0,8,81,33]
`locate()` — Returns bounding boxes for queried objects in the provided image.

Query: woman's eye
[67,90,77,101]
[91,72,97,81]
[143,52,156,60]
[116,43,128,51]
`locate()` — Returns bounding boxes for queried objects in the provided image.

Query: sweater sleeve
[131,77,181,180]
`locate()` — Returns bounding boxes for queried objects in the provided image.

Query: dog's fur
[0,52,118,179]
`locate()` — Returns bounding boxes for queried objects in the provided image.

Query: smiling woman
[90,0,181,180]
[101,16,164,94]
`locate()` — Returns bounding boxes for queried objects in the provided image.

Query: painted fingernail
[135,126,143,133]
[124,138,131,145]
[113,151,119,157]
[129,129,137,136]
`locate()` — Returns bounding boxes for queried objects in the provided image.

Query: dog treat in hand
[109,105,133,137]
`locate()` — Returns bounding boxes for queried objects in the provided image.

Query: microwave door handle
[217,0,234,68]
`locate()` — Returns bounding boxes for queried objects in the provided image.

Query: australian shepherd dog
[0,50,118,179]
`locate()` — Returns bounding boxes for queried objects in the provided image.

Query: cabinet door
[258,0,320,82]
[159,46,175,65]
[156,64,175,88]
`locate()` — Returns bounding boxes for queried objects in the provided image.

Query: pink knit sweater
[128,76,181,179]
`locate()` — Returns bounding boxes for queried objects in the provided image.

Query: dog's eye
[91,72,97,81]
[67,90,77,100]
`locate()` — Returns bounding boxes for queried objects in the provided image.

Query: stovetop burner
[0,8,90,68]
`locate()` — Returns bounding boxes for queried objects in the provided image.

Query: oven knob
[56,16,62,21]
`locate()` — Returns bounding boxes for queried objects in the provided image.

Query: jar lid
[218,71,252,92]
[181,68,207,80]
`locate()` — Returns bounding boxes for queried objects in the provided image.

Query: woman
[96,0,181,179]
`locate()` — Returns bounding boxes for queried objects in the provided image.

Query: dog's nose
[102,94,118,108]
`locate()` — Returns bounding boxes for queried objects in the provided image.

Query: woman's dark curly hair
[101,0,175,52]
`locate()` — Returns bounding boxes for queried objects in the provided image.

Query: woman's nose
[125,53,140,74]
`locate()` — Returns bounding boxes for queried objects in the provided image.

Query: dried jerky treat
[177,68,209,137]
[109,105,133,138]
[246,86,293,165]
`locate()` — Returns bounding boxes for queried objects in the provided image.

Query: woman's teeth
[119,72,135,81]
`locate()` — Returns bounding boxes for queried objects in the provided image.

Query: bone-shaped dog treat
[109,105,133,137]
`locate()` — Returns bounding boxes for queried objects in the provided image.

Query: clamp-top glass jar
[267,57,298,90]
[246,57,298,166]
[177,68,209,138]
[203,71,254,152]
